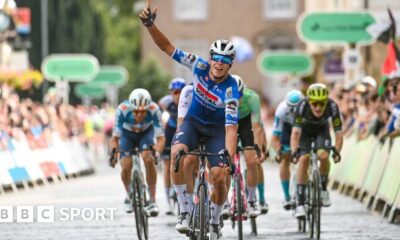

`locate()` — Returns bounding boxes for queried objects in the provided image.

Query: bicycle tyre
[309,180,315,239]
[131,175,145,240]
[236,174,243,240]
[313,171,321,240]
[199,184,207,240]
[132,174,147,240]
[250,217,257,235]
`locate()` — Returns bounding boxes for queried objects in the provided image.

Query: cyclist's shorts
[119,127,155,158]
[238,114,254,147]
[162,124,176,160]
[281,122,292,153]
[172,117,228,168]
[299,125,331,156]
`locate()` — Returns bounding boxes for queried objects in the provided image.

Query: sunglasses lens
[211,55,232,64]
[311,101,325,107]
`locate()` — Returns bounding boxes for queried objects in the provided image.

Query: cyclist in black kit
[290,83,343,218]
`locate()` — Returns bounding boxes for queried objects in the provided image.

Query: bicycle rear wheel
[236,174,243,240]
[250,217,257,235]
[132,174,148,240]
[199,184,207,240]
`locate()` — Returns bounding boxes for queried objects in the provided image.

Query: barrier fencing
[329,134,400,224]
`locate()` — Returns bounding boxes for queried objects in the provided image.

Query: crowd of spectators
[0,83,114,153]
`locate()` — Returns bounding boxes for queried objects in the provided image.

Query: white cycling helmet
[285,90,304,108]
[129,88,152,110]
[209,39,236,58]
[231,74,245,95]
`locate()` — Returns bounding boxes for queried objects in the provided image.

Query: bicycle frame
[230,153,248,221]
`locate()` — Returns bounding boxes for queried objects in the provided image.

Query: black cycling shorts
[299,125,331,156]
[162,124,176,160]
[238,114,254,147]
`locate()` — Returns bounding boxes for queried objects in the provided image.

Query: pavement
[0,159,399,240]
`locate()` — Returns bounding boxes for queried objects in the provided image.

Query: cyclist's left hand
[332,148,341,163]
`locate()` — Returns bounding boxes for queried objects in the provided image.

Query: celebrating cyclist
[159,78,186,215]
[290,83,343,218]
[178,76,269,217]
[139,5,240,240]
[110,88,165,217]
[271,90,304,210]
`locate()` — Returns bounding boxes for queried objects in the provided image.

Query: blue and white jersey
[112,100,164,137]
[159,95,178,128]
[171,48,240,126]
[387,103,400,133]
[273,101,295,136]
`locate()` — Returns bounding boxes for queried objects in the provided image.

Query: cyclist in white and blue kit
[140,4,240,240]
[110,88,165,217]
[271,90,304,210]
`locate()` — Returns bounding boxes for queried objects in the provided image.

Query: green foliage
[21,0,171,104]
[120,57,171,102]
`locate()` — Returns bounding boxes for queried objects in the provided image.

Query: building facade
[140,0,305,103]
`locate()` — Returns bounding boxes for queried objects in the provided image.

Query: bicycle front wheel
[199,184,207,240]
[132,174,148,240]
[236,174,243,240]
[313,171,321,239]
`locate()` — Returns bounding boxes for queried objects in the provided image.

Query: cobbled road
[0,160,399,240]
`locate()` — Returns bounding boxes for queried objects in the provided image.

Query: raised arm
[139,6,175,56]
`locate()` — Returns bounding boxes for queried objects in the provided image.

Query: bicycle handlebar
[174,149,234,175]
[236,145,261,158]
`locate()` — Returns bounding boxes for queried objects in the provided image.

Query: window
[174,40,208,82]
[174,0,208,21]
[263,0,298,19]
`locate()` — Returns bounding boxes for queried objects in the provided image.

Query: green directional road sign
[257,51,314,76]
[74,83,106,99]
[93,66,128,87]
[298,12,375,44]
[41,54,100,82]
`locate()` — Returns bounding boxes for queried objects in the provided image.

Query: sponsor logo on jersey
[226,100,238,112]
[196,62,207,70]
[225,87,232,99]
[196,83,218,105]
[184,53,196,65]
[226,114,238,124]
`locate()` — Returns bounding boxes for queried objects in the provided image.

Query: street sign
[257,51,314,76]
[41,54,99,82]
[74,83,106,100]
[92,66,128,87]
[342,49,362,70]
[298,12,376,44]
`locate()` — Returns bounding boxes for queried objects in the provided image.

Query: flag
[381,40,400,78]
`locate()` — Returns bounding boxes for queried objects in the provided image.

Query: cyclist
[139,5,240,240]
[110,88,165,217]
[229,75,267,217]
[179,76,269,217]
[159,78,186,215]
[290,83,343,218]
[271,90,304,210]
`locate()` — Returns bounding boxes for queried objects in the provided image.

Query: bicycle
[292,140,340,239]
[229,144,261,239]
[174,137,234,240]
[109,147,159,240]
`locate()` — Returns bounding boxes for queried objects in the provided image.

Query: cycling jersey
[112,100,164,138]
[293,98,342,136]
[238,88,261,123]
[171,48,240,126]
[177,84,193,119]
[273,101,295,136]
[387,103,400,133]
[159,95,178,128]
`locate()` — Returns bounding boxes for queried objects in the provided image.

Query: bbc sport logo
[0,206,117,223]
